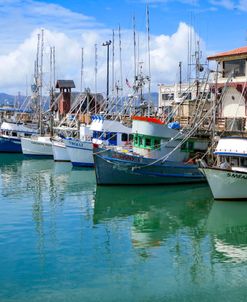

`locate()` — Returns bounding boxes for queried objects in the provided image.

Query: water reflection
[94,184,213,248]
[207,201,247,263]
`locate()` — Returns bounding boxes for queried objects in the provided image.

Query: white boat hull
[21,136,53,157]
[64,139,93,167]
[52,141,70,162]
[201,167,247,200]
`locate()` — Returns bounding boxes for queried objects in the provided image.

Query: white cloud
[210,0,247,10]
[0,0,205,96]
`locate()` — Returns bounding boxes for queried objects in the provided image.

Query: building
[207,46,247,121]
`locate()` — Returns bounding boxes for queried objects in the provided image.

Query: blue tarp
[168,121,181,130]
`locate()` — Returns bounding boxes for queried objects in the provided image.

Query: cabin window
[145,138,151,148]
[12,132,17,137]
[154,139,161,149]
[108,133,117,145]
[140,136,145,147]
[129,134,133,142]
[121,133,128,142]
[134,134,138,146]
[181,141,194,152]
[223,59,246,78]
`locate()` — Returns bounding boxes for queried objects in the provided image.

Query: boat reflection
[207,201,247,263]
[94,184,213,248]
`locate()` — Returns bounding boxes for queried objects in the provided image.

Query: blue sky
[0,0,246,95]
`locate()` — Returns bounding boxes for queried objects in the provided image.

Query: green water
[1,154,247,301]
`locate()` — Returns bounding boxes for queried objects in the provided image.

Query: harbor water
[1,154,247,301]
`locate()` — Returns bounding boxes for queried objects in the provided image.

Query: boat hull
[200,167,247,200]
[21,137,53,157]
[93,148,205,185]
[0,136,22,153]
[64,139,94,167]
[52,141,70,162]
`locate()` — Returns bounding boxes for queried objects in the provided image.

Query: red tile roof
[207,46,247,61]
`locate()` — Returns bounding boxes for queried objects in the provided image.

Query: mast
[146,3,151,116]
[118,25,123,93]
[102,40,112,113]
[94,43,98,114]
[112,29,115,94]
[133,15,137,86]
[52,46,56,88]
[80,47,84,93]
[179,61,182,94]
[39,29,44,135]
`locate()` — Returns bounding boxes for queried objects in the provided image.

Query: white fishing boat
[199,137,247,200]
[52,139,70,162]
[0,121,38,153]
[21,136,53,157]
[65,117,132,167]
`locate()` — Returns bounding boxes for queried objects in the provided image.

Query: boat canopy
[90,118,131,134]
[215,137,247,157]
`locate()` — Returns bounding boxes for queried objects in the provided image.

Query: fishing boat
[65,116,132,167]
[0,121,38,153]
[52,138,70,162]
[93,116,207,185]
[199,137,247,200]
[21,135,53,157]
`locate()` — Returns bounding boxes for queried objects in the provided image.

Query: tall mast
[112,29,115,94]
[133,15,137,86]
[35,33,40,89]
[80,47,84,93]
[146,3,151,116]
[94,43,98,114]
[49,47,53,92]
[39,29,44,135]
[52,46,56,87]
[118,25,123,92]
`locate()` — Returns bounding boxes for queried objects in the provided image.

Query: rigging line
[131,71,234,170]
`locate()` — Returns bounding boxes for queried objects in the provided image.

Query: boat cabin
[90,116,132,147]
[214,137,247,169]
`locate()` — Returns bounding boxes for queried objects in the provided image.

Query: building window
[223,59,246,78]
[162,93,174,101]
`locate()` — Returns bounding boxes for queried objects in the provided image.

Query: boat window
[134,134,138,146]
[223,59,245,78]
[108,133,117,145]
[240,158,247,167]
[145,138,151,148]
[12,132,17,137]
[140,136,145,147]
[121,133,128,142]
[154,139,161,149]
[129,134,133,142]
